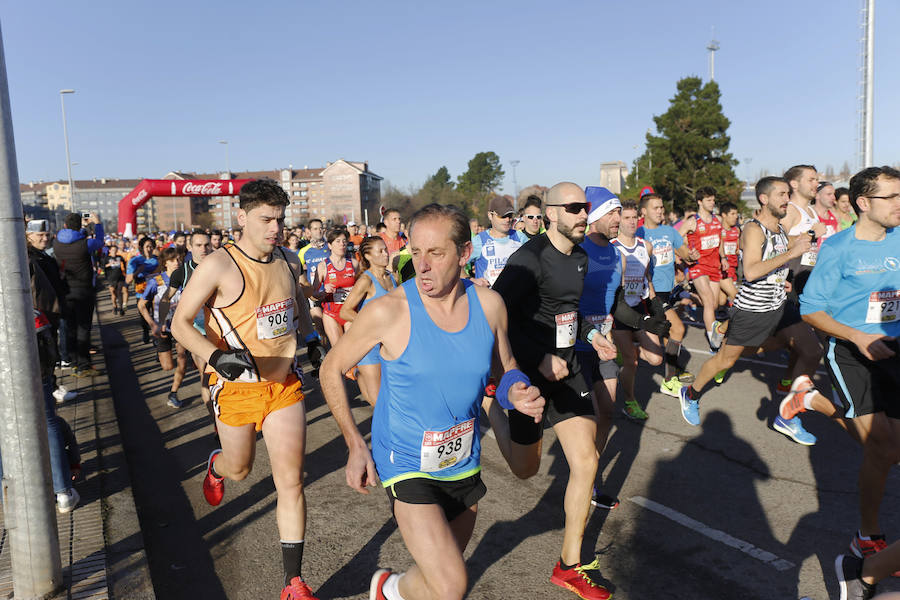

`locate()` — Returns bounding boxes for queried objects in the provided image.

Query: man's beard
[558,219,587,244]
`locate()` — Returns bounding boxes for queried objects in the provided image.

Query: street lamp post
[510,160,520,211]
[219,140,230,174]
[59,89,75,209]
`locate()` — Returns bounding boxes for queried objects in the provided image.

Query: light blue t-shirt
[575,237,621,352]
[468,230,525,287]
[636,224,684,293]
[800,225,900,336]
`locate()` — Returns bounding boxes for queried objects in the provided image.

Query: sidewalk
[0,299,154,600]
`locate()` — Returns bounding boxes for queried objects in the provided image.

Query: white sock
[383,573,405,600]
[803,390,816,411]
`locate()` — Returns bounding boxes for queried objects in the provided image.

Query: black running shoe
[835,554,876,600]
[591,487,619,510]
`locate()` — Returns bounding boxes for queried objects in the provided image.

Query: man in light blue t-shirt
[786,166,900,562]
[468,196,525,287]
[637,192,700,396]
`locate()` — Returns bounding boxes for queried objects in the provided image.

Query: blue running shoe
[773,415,816,446]
[679,385,700,426]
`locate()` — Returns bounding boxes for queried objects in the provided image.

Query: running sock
[664,340,682,378]
[281,540,304,587]
[803,391,816,411]
[560,557,578,571]
[688,383,706,402]
[382,573,406,600]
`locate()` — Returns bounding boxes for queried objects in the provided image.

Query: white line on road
[628,496,795,572]
[684,346,827,376]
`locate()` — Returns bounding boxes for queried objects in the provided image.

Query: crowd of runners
[22,164,900,600]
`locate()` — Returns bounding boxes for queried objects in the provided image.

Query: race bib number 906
[420,419,475,472]
[256,298,294,339]
[866,290,900,324]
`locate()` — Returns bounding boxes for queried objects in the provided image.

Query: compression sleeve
[492,249,545,371]
[611,286,644,329]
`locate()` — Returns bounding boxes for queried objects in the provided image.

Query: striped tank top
[733,220,788,313]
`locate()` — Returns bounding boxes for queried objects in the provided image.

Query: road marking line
[628,496,795,571]
[684,346,827,376]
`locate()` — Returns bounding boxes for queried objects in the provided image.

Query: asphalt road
[102,310,900,600]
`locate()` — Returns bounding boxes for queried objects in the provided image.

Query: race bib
[555,311,577,348]
[587,314,613,336]
[866,290,900,324]
[655,243,673,266]
[766,267,788,286]
[333,288,351,304]
[700,235,719,251]
[800,249,818,267]
[723,241,738,256]
[256,298,294,340]
[624,276,645,303]
[420,419,475,472]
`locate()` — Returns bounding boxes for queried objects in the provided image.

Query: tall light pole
[707,36,720,81]
[59,89,75,209]
[859,0,874,168]
[219,140,230,174]
[509,159,520,210]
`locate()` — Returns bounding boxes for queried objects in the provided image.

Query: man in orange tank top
[172,179,323,600]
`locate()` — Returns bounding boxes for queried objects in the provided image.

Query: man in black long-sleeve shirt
[489,181,615,600]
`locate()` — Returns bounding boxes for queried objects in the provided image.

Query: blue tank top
[575,237,621,351]
[360,270,395,310]
[373,279,493,487]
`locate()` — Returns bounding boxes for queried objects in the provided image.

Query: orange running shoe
[550,559,611,600]
[281,576,320,599]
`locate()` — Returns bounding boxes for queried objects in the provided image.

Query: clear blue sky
[3,0,897,195]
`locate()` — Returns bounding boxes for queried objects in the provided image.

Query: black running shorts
[576,350,620,387]
[825,337,900,419]
[154,332,173,353]
[385,473,486,523]
[508,367,594,445]
[724,306,783,348]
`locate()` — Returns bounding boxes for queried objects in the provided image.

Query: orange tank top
[205,245,299,383]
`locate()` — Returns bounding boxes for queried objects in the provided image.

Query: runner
[162,230,214,419]
[126,237,159,344]
[297,219,329,352]
[781,165,827,296]
[103,244,127,316]
[835,186,858,231]
[785,166,900,570]
[677,176,817,446]
[380,208,408,268]
[467,196,525,287]
[677,187,727,350]
[210,230,223,250]
[138,247,188,409]
[490,181,640,600]
[813,181,841,242]
[611,200,665,421]
[520,194,546,240]
[313,227,358,353]
[638,192,701,396]
[318,203,545,600]
[347,221,364,257]
[339,236,395,406]
[718,202,741,304]
[171,179,321,600]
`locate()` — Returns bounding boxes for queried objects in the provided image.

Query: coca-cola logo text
[181,182,223,195]
[131,189,148,207]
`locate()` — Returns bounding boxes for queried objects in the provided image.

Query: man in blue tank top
[789,166,900,566]
[319,204,545,600]
[467,195,525,287]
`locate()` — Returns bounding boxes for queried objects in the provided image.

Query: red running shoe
[850,532,900,577]
[203,449,225,506]
[281,576,319,599]
[369,568,393,600]
[550,559,611,600]
[778,375,817,420]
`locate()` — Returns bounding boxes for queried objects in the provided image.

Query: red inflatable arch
[117,179,252,236]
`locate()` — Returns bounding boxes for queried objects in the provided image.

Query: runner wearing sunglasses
[467,196,526,287]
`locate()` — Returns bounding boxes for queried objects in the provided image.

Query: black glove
[640,314,671,338]
[209,348,254,381]
[649,296,666,319]
[306,340,324,370]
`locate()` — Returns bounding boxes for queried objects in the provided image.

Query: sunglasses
[491,211,515,219]
[523,215,542,220]
[547,202,591,215]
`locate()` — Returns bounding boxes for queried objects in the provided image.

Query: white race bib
[866,290,900,324]
[655,243,673,266]
[624,276,646,304]
[555,311,577,348]
[587,314,614,336]
[800,249,818,267]
[420,419,475,472]
[700,235,719,251]
[723,241,738,256]
[256,298,294,340]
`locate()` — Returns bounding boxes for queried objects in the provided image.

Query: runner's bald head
[546,182,584,205]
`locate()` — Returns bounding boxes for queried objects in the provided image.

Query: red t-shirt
[380,232,407,255]
[721,225,740,268]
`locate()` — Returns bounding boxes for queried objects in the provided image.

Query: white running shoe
[53,386,77,404]
[57,488,80,513]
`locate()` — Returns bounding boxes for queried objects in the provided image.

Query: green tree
[458,151,505,215]
[623,77,741,210]
[427,166,453,188]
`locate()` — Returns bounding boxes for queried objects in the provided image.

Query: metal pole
[0,21,64,599]
[510,160,520,211]
[863,0,874,167]
[59,90,75,210]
